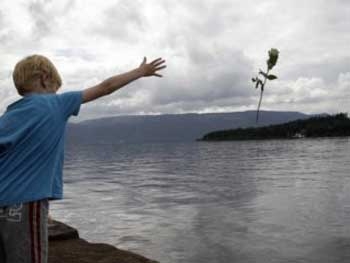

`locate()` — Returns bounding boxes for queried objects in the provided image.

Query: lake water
[50,138,350,263]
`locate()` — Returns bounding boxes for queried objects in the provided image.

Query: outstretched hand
[82,56,167,103]
[139,57,166,77]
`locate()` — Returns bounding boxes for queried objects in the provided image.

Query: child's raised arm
[82,57,166,103]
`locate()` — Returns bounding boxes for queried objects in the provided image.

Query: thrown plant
[252,48,279,123]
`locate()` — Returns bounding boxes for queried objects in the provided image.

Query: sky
[0,0,349,121]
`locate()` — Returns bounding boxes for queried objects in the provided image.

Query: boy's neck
[22,90,56,97]
[22,82,57,97]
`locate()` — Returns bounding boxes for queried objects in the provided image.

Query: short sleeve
[56,91,83,120]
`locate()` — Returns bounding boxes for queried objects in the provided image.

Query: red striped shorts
[0,199,49,263]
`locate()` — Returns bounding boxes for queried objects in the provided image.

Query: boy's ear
[40,72,50,89]
[39,74,47,89]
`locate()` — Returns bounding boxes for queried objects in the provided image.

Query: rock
[49,220,79,241]
[48,220,159,263]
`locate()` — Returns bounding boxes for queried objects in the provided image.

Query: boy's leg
[0,199,49,263]
[0,220,5,263]
[0,205,8,262]
[0,239,5,263]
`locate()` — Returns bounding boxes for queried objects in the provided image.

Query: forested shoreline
[199,113,350,141]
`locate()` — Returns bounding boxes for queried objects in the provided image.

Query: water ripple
[50,139,350,263]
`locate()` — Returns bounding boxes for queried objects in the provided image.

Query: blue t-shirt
[0,91,83,206]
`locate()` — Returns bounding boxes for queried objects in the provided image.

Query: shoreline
[48,219,158,263]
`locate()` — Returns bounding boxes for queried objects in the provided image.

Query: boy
[0,54,166,263]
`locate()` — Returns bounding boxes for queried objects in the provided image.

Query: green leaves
[252,77,263,89]
[259,71,277,80]
[257,79,263,89]
[259,70,268,78]
[267,74,277,80]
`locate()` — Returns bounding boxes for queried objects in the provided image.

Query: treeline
[199,113,350,141]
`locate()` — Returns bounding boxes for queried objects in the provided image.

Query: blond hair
[12,55,62,95]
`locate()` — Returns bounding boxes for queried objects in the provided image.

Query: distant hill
[66,111,309,144]
[200,113,350,141]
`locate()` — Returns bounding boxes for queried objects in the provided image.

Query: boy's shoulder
[5,94,55,115]
[5,91,83,120]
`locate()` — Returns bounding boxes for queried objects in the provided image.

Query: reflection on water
[51,138,350,263]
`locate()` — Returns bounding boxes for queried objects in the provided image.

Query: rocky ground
[48,220,159,263]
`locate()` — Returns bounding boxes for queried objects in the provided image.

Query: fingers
[150,57,163,65]
[153,60,166,68]
[141,57,147,65]
[155,65,166,71]
[142,56,166,78]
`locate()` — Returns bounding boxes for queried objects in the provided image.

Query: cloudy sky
[0,0,349,121]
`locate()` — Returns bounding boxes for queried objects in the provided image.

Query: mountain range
[66,111,309,144]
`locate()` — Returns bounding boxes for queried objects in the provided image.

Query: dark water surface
[51,138,350,263]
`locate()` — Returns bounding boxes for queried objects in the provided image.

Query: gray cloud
[27,0,76,37]
[55,48,95,61]
[282,57,350,83]
[92,0,146,42]
[0,0,349,120]
[28,1,52,38]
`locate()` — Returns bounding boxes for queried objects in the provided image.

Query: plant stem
[256,90,264,123]
[256,68,270,123]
